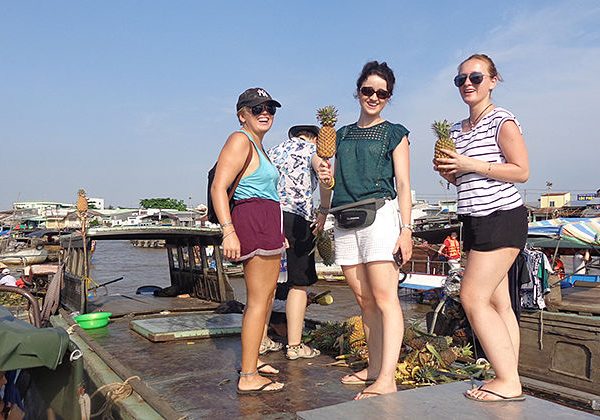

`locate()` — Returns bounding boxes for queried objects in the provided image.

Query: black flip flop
[237,379,284,395]
[464,385,525,402]
[257,363,279,376]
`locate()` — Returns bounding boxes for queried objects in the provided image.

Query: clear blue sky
[1,0,598,209]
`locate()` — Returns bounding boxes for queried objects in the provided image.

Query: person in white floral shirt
[268,125,332,360]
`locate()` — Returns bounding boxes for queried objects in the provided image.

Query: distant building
[88,197,105,210]
[13,201,74,215]
[539,192,570,209]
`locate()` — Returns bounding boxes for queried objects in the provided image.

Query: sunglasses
[251,103,277,116]
[453,72,488,87]
[360,86,391,100]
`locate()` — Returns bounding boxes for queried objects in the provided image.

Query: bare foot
[238,374,284,393]
[465,379,522,401]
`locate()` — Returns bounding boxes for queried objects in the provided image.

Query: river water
[89,240,430,324]
[90,240,171,294]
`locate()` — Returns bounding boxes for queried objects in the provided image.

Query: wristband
[400,224,414,232]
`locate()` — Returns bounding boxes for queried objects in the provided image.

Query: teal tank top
[233,130,280,202]
[332,121,409,207]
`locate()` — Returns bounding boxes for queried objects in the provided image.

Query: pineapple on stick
[316,106,338,159]
[432,120,455,159]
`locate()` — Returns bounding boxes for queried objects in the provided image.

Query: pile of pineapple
[432,119,455,159]
[307,316,485,387]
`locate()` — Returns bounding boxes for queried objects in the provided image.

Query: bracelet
[318,205,330,215]
[223,230,236,239]
[486,162,492,174]
[326,178,335,190]
[400,223,414,232]
[221,221,233,228]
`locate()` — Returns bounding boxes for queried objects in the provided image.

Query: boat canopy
[0,306,69,371]
[528,217,600,246]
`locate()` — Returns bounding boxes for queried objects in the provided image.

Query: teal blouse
[331,121,409,207]
[233,130,280,202]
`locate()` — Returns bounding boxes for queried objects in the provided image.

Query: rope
[538,310,544,350]
[89,376,140,419]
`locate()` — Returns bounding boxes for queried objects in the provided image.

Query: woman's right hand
[222,231,241,260]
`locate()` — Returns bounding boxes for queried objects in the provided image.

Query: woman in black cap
[211,87,285,394]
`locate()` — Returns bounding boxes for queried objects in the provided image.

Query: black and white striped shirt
[451,107,523,217]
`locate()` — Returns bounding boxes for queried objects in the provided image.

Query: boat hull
[519,310,600,396]
[0,249,48,265]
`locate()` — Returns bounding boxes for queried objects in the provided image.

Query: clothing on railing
[521,248,551,310]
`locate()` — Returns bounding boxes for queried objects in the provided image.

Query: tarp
[528,217,600,246]
[0,306,69,370]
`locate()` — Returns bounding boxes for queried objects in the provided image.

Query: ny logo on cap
[257,89,268,97]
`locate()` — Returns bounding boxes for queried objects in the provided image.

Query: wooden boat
[2,223,596,417]
[0,247,48,265]
[519,218,600,410]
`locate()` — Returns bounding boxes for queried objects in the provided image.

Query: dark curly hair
[356,61,396,96]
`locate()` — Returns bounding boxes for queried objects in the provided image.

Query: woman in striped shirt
[434,54,529,402]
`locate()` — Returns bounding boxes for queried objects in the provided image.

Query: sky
[1,0,599,210]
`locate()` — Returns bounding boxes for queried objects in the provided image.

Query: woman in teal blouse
[319,61,413,399]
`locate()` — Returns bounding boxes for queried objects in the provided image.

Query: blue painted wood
[297,382,596,419]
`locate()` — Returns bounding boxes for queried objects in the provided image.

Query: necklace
[469,103,494,129]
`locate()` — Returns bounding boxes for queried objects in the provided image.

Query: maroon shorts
[232,198,285,261]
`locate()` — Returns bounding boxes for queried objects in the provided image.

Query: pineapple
[77,189,88,213]
[316,106,338,159]
[432,119,455,159]
[345,315,366,350]
[316,230,335,266]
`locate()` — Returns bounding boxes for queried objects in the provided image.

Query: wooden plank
[130,313,243,342]
[297,382,597,419]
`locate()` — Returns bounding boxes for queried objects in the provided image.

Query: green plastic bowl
[74,312,112,330]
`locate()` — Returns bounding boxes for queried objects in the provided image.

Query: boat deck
[87,294,220,317]
[559,284,600,315]
[84,314,362,418]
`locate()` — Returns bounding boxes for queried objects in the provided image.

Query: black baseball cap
[236,87,282,111]
[288,125,319,139]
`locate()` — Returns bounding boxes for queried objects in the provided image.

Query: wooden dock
[297,381,597,420]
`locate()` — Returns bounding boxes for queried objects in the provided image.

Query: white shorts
[334,199,400,265]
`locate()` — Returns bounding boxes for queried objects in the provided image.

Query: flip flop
[236,364,279,377]
[237,379,284,395]
[464,385,525,402]
[257,363,279,376]
[355,390,382,400]
[340,373,376,385]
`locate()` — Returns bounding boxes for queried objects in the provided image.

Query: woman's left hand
[435,149,481,175]
[393,228,413,265]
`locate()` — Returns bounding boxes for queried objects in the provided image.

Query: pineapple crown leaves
[431,119,452,140]
[316,105,338,127]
